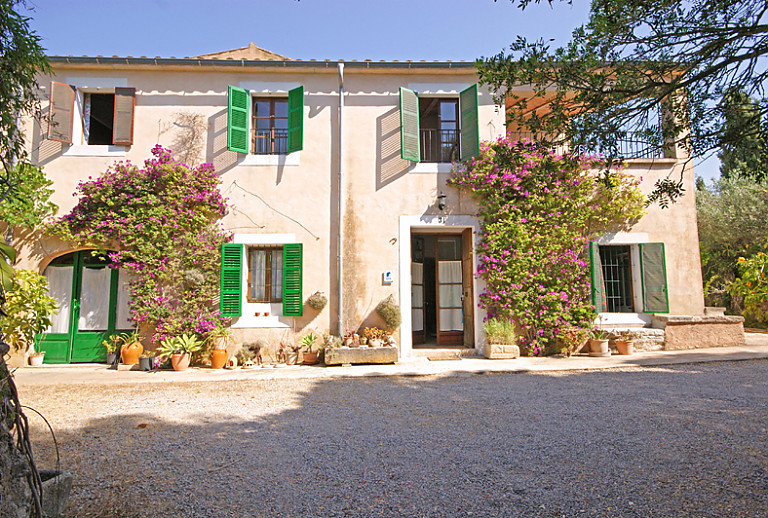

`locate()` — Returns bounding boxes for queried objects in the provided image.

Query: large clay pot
[615,340,634,355]
[210,348,228,369]
[302,351,319,365]
[121,342,143,365]
[171,352,191,371]
[588,339,609,354]
[285,350,298,365]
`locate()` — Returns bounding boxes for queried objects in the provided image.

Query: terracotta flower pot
[615,340,634,355]
[171,352,191,371]
[210,348,228,369]
[121,342,143,365]
[29,353,45,367]
[302,351,319,365]
[588,339,609,354]
[285,350,298,365]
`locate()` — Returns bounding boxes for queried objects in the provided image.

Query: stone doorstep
[484,343,520,360]
[324,346,398,366]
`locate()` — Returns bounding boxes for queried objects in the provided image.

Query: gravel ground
[18,360,768,518]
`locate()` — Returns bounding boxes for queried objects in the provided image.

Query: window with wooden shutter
[400,87,421,162]
[48,81,75,143]
[589,241,607,312]
[459,84,480,160]
[287,86,304,153]
[220,244,243,318]
[228,86,249,154]
[639,242,669,313]
[112,87,136,145]
[282,243,303,317]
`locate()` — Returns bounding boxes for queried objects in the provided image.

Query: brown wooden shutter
[48,81,75,143]
[112,87,136,145]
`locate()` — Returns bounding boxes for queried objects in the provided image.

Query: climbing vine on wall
[449,137,645,355]
[49,146,229,342]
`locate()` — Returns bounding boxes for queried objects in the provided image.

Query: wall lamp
[437,192,447,211]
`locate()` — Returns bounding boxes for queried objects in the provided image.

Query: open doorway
[411,230,474,348]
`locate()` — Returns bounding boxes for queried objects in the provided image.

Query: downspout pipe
[337,63,344,336]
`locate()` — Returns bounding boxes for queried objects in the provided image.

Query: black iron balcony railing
[254,128,288,155]
[420,128,458,163]
[508,131,668,160]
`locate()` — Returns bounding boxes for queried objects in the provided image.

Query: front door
[39,251,133,363]
[411,232,475,348]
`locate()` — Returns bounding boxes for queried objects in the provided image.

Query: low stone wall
[324,347,398,366]
[628,328,666,352]
[652,315,746,350]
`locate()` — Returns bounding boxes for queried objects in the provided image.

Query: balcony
[507,131,668,160]
[420,128,458,163]
[254,128,288,155]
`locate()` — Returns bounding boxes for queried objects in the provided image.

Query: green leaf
[0,242,17,263]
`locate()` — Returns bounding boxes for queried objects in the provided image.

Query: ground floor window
[247,246,283,303]
[599,245,634,312]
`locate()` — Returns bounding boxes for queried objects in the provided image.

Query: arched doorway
[38,251,133,363]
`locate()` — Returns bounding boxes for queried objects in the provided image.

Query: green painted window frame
[220,243,244,317]
[399,87,421,162]
[589,241,608,312]
[639,242,669,313]
[282,244,303,317]
[227,86,250,154]
[287,86,304,153]
[459,84,480,160]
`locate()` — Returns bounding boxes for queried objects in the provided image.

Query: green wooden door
[39,251,132,363]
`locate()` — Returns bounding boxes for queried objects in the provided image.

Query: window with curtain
[247,246,283,302]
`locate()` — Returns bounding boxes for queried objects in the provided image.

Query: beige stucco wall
[14,59,704,360]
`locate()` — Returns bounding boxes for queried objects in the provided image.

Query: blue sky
[23,0,719,179]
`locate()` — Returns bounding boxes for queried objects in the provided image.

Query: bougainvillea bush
[50,146,229,342]
[730,251,768,326]
[450,137,645,355]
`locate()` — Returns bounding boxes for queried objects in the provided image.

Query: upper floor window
[227,85,304,155]
[47,81,135,146]
[399,84,479,164]
[253,98,288,155]
[419,98,459,163]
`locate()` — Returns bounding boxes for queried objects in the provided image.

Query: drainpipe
[337,62,344,336]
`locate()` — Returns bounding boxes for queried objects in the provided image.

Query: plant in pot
[157,333,204,371]
[614,330,638,355]
[376,295,402,331]
[101,334,121,365]
[300,332,320,365]
[342,329,360,348]
[28,350,46,367]
[555,328,589,357]
[138,350,156,371]
[306,291,328,311]
[483,318,518,358]
[207,326,233,369]
[282,341,300,365]
[118,330,143,365]
[588,328,612,355]
[363,327,387,348]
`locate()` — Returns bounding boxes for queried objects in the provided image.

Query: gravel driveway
[18,360,768,517]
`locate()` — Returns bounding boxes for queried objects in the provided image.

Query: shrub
[376,295,401,330]
[0,270,58,352]
[483,318,517,345]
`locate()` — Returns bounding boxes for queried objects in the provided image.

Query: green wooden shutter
[282,244,303,317]
[399,87,421,162]
[220,244,243,317]
[460,84,480,160]
[287,86,304,153]
[227,86,249,154]
[589,241,607,312]
[640,242,669,313]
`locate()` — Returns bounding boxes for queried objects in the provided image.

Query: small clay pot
[171,352,191,371]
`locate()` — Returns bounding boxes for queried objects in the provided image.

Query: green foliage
[696,176,768,313]
[0,1,50,173]
[730,253,768,326]
[101,334,122,354]
[450,137,645,355]
[480,0,768,207]
[718,90,768,182]
[375,294,401,330]
[0,163,57,229]
[0,269,58,352]
[483,318,517,345]
[0,243,16,294]
[300,332,318,352]
[555,327,589,356]
[48,146,229,343]
[158,333,204,357]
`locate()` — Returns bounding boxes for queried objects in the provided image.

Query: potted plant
[376,295,402,331]
[300,332,320,365]
[343,329,359,348]
[588,328,611,355]
[118,330,143,365]
[482,318,519,359]
[207,326,233,369]
[555,328,589,357]
[101,334,121,365]
[28,350,45,367]
[614,330,638,355]
[138,351,156,371]
[306,291,328,311]
[282,341,300,365]
[363,327,387,348]
[157,333,204,371]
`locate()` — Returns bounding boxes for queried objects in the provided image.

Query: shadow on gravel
[23,360,768,518]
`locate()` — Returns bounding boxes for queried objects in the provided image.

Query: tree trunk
[0,359,33,518]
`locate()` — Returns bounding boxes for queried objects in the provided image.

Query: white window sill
[231,315,290,329]
[409,162,453,174]
[61,145,128,157]
[595,313,652,327]
[238,153,300,166]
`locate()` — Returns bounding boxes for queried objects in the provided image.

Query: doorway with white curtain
[39,250,134,363]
